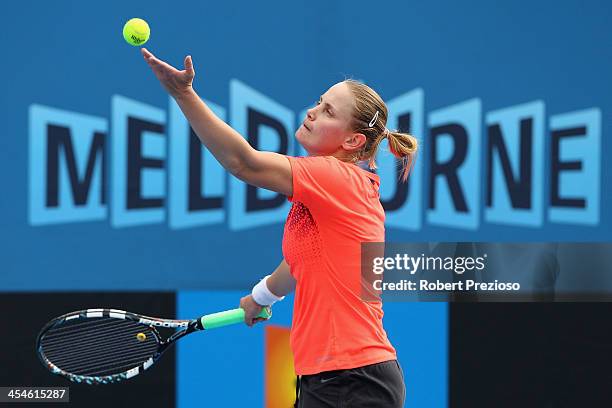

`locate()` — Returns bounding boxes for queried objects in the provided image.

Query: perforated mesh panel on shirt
[282,202,322,276]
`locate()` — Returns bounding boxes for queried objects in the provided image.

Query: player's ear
[342,132,366,152]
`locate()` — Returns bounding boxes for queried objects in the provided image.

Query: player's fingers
[184,55,194,74]
[159,59,181,74]
[245,311,262,327]
[141,50,171,71]
[141,48,154,59]
[242,310,253,326]
[142,52,160,68]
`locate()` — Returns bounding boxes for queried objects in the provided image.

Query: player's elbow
[231,150,263,182]
[228,160,248,181]
[226,149,258,180]
[230,157,255,183]
[229,150,293,196]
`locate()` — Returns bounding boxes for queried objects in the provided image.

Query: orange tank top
[282,155,397,375]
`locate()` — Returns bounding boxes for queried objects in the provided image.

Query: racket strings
[43,317,148,339]
[55,348,158,376]
[46,316,122,335]
[42,321,154,351]
[41,331,156,362]
[43,320,135,344]
[86,359,154,377]
[44,337,158,367]
[40,317,159,377]
[41,318,156,351]
[42,339,156,376]
[42,333,155,359]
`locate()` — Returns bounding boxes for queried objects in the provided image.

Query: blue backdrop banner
[1,1,610,290]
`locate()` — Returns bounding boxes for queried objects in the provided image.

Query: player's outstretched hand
[141,48,195,99]
[240,295,267,327]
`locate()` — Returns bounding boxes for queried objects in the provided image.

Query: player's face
[296,82,357,156]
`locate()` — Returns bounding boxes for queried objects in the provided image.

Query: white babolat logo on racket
[139,318,189,328]
[126,367,140,379]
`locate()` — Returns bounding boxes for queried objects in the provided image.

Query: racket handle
[200,307,271,330]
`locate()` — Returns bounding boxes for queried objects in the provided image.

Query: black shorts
[294,360,406,408]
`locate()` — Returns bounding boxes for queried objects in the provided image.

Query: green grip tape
[200,307,271,330]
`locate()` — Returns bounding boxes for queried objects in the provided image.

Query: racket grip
[200,307,271,330]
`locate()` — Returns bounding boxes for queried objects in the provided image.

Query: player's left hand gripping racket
[36,307,271,385]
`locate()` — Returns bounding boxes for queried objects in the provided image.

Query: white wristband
[252,275,285,306]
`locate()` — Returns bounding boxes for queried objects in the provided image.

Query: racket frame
[36,306,269,385]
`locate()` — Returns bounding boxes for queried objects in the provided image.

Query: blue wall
[177,292,447,408]
[1,0,610,290]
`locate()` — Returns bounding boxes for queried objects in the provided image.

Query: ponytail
[367,130,418,182]
[386,130,418,182]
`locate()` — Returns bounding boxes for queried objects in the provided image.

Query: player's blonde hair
[344,79,418,182]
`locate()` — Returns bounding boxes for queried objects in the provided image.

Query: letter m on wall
[29,105,107,225]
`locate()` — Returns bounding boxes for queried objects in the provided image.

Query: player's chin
[295,126,309,144]
[296,125,307,138]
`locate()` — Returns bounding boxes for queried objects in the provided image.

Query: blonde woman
[142,48,416,407]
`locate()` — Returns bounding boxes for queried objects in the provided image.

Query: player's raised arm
[141,48,292,196]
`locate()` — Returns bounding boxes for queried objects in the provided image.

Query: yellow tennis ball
[123,18,150,46]
[136,332,146,342]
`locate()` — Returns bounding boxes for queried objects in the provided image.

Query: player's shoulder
[295,155,348,169]
[291,156,373,183]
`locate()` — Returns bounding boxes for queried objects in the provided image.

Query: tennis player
[142,48,416,407]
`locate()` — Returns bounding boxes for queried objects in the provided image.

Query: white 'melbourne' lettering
[27,83,602,231]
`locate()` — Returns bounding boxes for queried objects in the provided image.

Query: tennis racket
[36,307,271,385]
